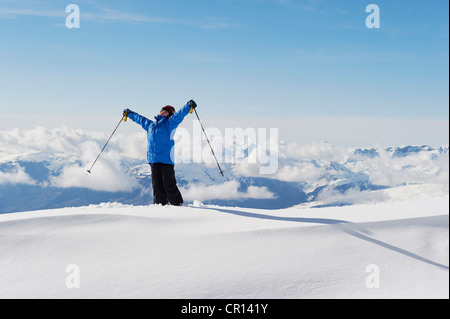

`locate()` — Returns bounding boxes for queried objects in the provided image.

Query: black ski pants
[150,163,183,206]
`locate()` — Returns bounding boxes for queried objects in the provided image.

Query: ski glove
[123,108,134,116]
[187,100,197,109]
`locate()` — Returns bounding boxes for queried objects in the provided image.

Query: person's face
[159,109,169,117]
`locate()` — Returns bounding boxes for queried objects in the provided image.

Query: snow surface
[0,196,448,299]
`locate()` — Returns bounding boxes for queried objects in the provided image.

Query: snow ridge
[0,197,448,298]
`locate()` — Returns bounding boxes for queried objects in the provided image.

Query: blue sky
[0,0,448,145]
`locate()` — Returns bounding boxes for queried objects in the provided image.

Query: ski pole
[192,107,225,177]
[87,114,126,174]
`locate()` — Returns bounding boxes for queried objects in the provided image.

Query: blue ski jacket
[128,103,191,165]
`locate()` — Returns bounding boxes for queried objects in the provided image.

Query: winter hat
[161,105,175,117]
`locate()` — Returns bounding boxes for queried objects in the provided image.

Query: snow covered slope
[0,196,448,299]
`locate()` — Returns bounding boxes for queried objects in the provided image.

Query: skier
[123,100,197,206]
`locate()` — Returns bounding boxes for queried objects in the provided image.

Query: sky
[0,0,449,146]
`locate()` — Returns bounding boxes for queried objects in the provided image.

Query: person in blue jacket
[123,100,197,206]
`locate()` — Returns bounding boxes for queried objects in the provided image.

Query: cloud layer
[0,126,448,205]
[0,126,144,192]
[0,165,36,185]
[181,180,274,202]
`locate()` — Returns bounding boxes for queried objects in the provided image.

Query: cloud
[270,0,318,10]
[0,165,36,185]
[0,126,448,204]
[233,140,449,204]
[316,187,389,205]
[0,3,171,25]
[0,126,143,192]
[282,141,350,161]
[273,162,323,183]
[48,140,140,192]
[0,126,143,160]
[0,7,63,19]
[0,126,116,167]
[50,161,138,192]
[347,147,449,188]
[82,8,172,24]
[181,180,275,202]
[0,3,237,29]
[0,2,243,31]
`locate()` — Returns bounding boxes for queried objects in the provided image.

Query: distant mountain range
[1,134,447,214]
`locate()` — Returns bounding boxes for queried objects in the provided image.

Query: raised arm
[169,100,197,127]
[124,109,153,131]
